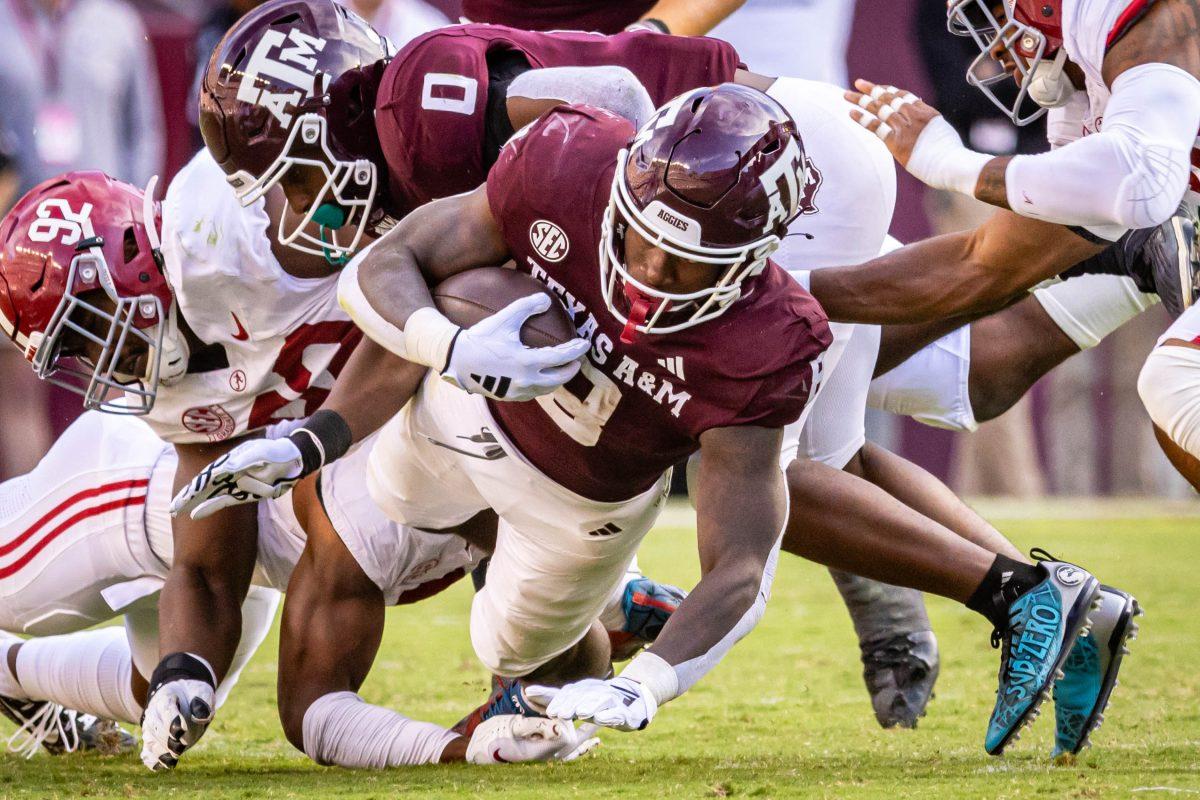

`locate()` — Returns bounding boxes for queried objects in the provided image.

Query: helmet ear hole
[123,227,140,264]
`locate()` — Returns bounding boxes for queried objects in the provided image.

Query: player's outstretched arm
[528,425,787,731]
[141,440,259,771]
[278,479,591,767]
[808,209,1105,325]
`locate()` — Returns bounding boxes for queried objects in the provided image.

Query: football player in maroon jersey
[195,0,953,729]
[322,86,1103,754]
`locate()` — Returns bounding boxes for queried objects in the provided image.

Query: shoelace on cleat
[4,701,78,759]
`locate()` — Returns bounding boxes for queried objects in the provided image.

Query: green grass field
[2,502,1198,799]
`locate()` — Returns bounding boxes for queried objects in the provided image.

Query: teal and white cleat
[1052,585,1141,759]
[985,552,1100,756]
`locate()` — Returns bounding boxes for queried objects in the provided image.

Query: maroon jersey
[485,106,832,502]
[375,24,740,217]
[461,0,654,33]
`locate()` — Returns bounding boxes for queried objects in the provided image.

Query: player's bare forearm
[1103,0,1200,85]
[321,339,427,443]
[158,440,260,681]
[972,156,1013,209]
[642,0,746,35]
[355,186,509,331]
[647,426,785,670]
[810,211,1105,324]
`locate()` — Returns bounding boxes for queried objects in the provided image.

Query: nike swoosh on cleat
[492,747,510,763]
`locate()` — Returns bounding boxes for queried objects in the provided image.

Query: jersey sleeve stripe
[1105,0,1158,49]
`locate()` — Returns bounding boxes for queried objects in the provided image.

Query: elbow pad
[1007,63,1200,231]
[509,66,655,129]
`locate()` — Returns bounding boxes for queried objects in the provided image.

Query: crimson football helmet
[0,172,179,414]
[199,0,393,261]
[947,0,1071,125]
[600,83,815,339]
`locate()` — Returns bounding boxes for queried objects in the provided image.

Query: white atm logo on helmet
[530,220,569,262]
[27,199,95,246]
[238,28,330,126]
[758,137,805,234]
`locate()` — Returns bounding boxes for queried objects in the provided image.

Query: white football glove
[442,294,589,401]
[465,714,599,764]
[140,679,215,771]
[524,676,657,733]
[170,438,304,520]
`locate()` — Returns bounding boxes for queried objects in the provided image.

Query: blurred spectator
[458,0,745,36]
[340,0,449,48]
[0,0,165,193]
[0,0,164,479]
[709,0,857,86]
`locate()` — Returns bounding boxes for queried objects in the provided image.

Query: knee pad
[868,326,977,432]
[1138,343,1200,458]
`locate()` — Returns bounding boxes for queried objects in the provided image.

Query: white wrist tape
[401,307,460,372]
[906,115,991,197]
[337,259,459,371]
[620,651,680,706]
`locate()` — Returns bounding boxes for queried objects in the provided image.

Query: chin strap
[157,301,189,385]
[1028,49,1073,109]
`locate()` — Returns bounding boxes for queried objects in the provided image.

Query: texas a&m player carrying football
[0,171,600,770]
[317,85,1108,753]
[194,0,954,727]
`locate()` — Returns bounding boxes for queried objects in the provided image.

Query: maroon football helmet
[0,172,176,414]
[600,83,814,339]
[199,0,393,261]
[947,0,1071,125]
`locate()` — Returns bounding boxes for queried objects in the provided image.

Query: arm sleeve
[1006,63,1200,230]
[509,66,655,129]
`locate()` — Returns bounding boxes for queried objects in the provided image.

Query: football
[433,267,576,347]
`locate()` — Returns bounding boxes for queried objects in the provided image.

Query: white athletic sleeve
[509,66,655,130]
[1006,63,1200,230]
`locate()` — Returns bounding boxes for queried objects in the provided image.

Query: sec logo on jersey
[530,220,569,263]
[181,405,236,442]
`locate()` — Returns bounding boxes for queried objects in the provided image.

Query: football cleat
[0,695,135,758]
[452,677,545,738]
[861,631,940,729]
[609,577,687,662]
[1146,200,1200,320]
[1052,585,1141,758]
[985,550,1100,756]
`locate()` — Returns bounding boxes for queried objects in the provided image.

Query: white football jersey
[1054,0,1200,196]
[143,150,360,444]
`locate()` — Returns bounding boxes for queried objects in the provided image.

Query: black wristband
[640,17,670,33]
[146,652,215,705]
[288,410,353,476]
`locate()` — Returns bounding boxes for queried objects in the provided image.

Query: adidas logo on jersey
[586,522,623,538]
[657,356,685,380]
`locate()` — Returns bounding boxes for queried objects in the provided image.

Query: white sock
[302,691,457,768]
[15,628,142,724]
[1033,274,1158,350]
[0,631,27,699]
